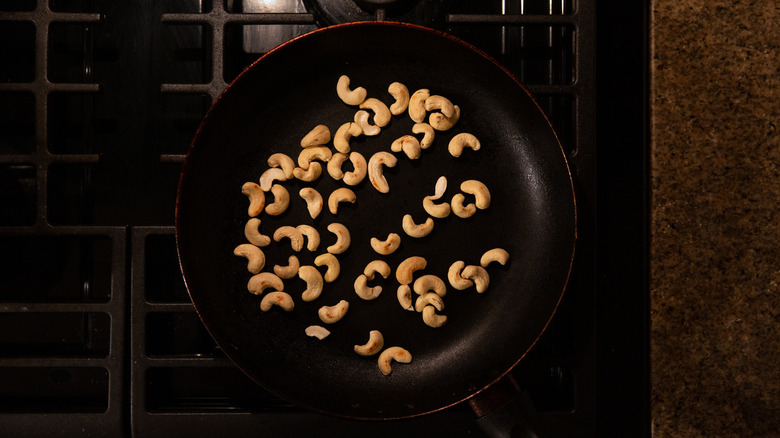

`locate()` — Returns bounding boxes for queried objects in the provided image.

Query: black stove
[0,1,648,436]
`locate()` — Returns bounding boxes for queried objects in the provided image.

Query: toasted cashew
[415,292,444,312]
[299,187,323,219]
[413,274,447,297]
[461,180,491,209]
[267,153,295,179]
[397,285,414,311]
[328,187,356,215]
[396,256,427,285]
[241,182,265,217]
[259,167,287,192]
[333,122,363,153]
[273,225,304,251]
[233,243,266,274]
[327,152,348,180]
[378,346,412,376]
[359,98,391,128]
[354,330,384,356]
[314,253,340,282]
[326,223,351,254]
[300,124,331,148]
[296,225,320,251]
[364,260,391,280]
[368,151,397,193]
[391,135,422,160]
[422,305,447,328]
[462,265,490,293]
[408,89,430,123]
[388,82,410,115]
[451,193,477,218]
[447,261,474,290]
[274,255,300,279]
[429,104,460,131]
[481,248,510,268]
[337,75,367,106]
[354,274,382,300]
[402,214,434,238]
[293,162,322,182]
[423,176,451,218]
[265,184,290,216]
[298,265,324,302]
[412,123,435,149]
[298,146,332,170]
[248,272,284,295]
[318,300,349,324]
[354,110,381,136]
[244,218,271,247]
[343,152,367,186]
[448,132,481,157]
[305,325,330,340]
[260,291,294,312]
[370,233,401,255]
[424,95,455,118]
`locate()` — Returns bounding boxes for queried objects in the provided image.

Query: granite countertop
[650,0,780,436]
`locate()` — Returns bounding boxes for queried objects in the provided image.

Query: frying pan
[176,21,576,420]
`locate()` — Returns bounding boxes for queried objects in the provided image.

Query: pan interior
[176,23,575,419]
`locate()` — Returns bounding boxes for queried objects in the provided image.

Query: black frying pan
[176,21,576,420]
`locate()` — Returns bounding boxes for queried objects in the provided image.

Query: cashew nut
[448,132,481,157]
[273,225,304,252]
[413,274,447,297]
[397,284,414,311]
[359,98,391,128]
[296,224,320,251]
[260,291,294,312]
[429,104,460,131]
[259,167,288,192]
[333,122,363,153]
[293,162,322,182]
[388,82,409,115]
[233,243,266,274]
[390,135,422,160]
[299,187,323,219]
[370,232,401,255]
[298,265,324,302]
[396,256,427,285]
[451,193,477,218]
[354,274,382,300]
[408,89,430,123]
[336,75,367,106]
[328,187,356,215]
[412,123,435,149]
[305,325,330,340]
[314,252,340,282]
[424,95,456,118]
[244,218,271,247]
[402,214,434,238]
[300,124,331,148]
[481,248,510,268]
[377,346,412,376]
[354,110,381,136]
[461,265,490,293]
[326,223,351,254]
[368,151,397,193]
[461,180,491,210]
[354,330,384,356]
[422,305,447,328]
[327,152,348,180]
[414,292,444,312]
[241,182,265,217]
[343,152,367,186]
[247,272,284,295]
[364,260,391,280]
[265,184,290,216]
[267,153,295,179]
[422,176,451,218]
[273,255,300,279]
[318,300,349,324]
[447,261,474,290]
[298,146,332,170]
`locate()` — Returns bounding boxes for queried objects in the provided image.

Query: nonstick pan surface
[176,21,576,420]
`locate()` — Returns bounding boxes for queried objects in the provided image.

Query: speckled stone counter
[650,0,780,436]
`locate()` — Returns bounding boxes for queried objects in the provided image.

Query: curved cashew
[259,167,288,192]
[336,75,367,106]
[412,123,435,149]
[396,256,427,285]
[391,135,422,160]
[354,110,381,136]
[429,104,460,131]
[448,132,481,157]
[298,146,332,170]
[314,252,340,282]
[298,265,324,302]
[260,291,294,312]
[408,89,430,123]
[354,274,382,300]
[397,285,414,311]
[296,224,320,251]
[451,193,477,218]
[461,180,491,210]
[422,305,447,328]
[402,214,434,238]
[328,187,356,215]
[241,182,265,217]
[299,187,323,219]
[343,152,367,186]
[359,98,391,128]
[233,243,266,274]
[447,261,473,290]
[273,225,304,251]
[300,124,331,148]
[354,330,384,356]
[318,300,349,324]
[378,346,412,376]
[267,153,295,179]
[415,292,444,313]
[333,122,363,153]
[326,223,351,254]
[368,151,397,193]
[273,255,300,279]
[370,232,401,255]
[244,218,271,247]
[265,184,290,216]
[293,162,322,182]
[424,95,456,118]
[364,260,391,280]
[481,248,510,268]
[413,274,447,297]
[461,265,490,293]
[248,272,284,295]
[327,152,348,180]
[305,325,330,340]
[423,176,451,218]
[388,82,409,115]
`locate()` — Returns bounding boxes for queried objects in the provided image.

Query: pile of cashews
[232,75,510,376]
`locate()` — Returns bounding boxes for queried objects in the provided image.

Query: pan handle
[469,374,542,438]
